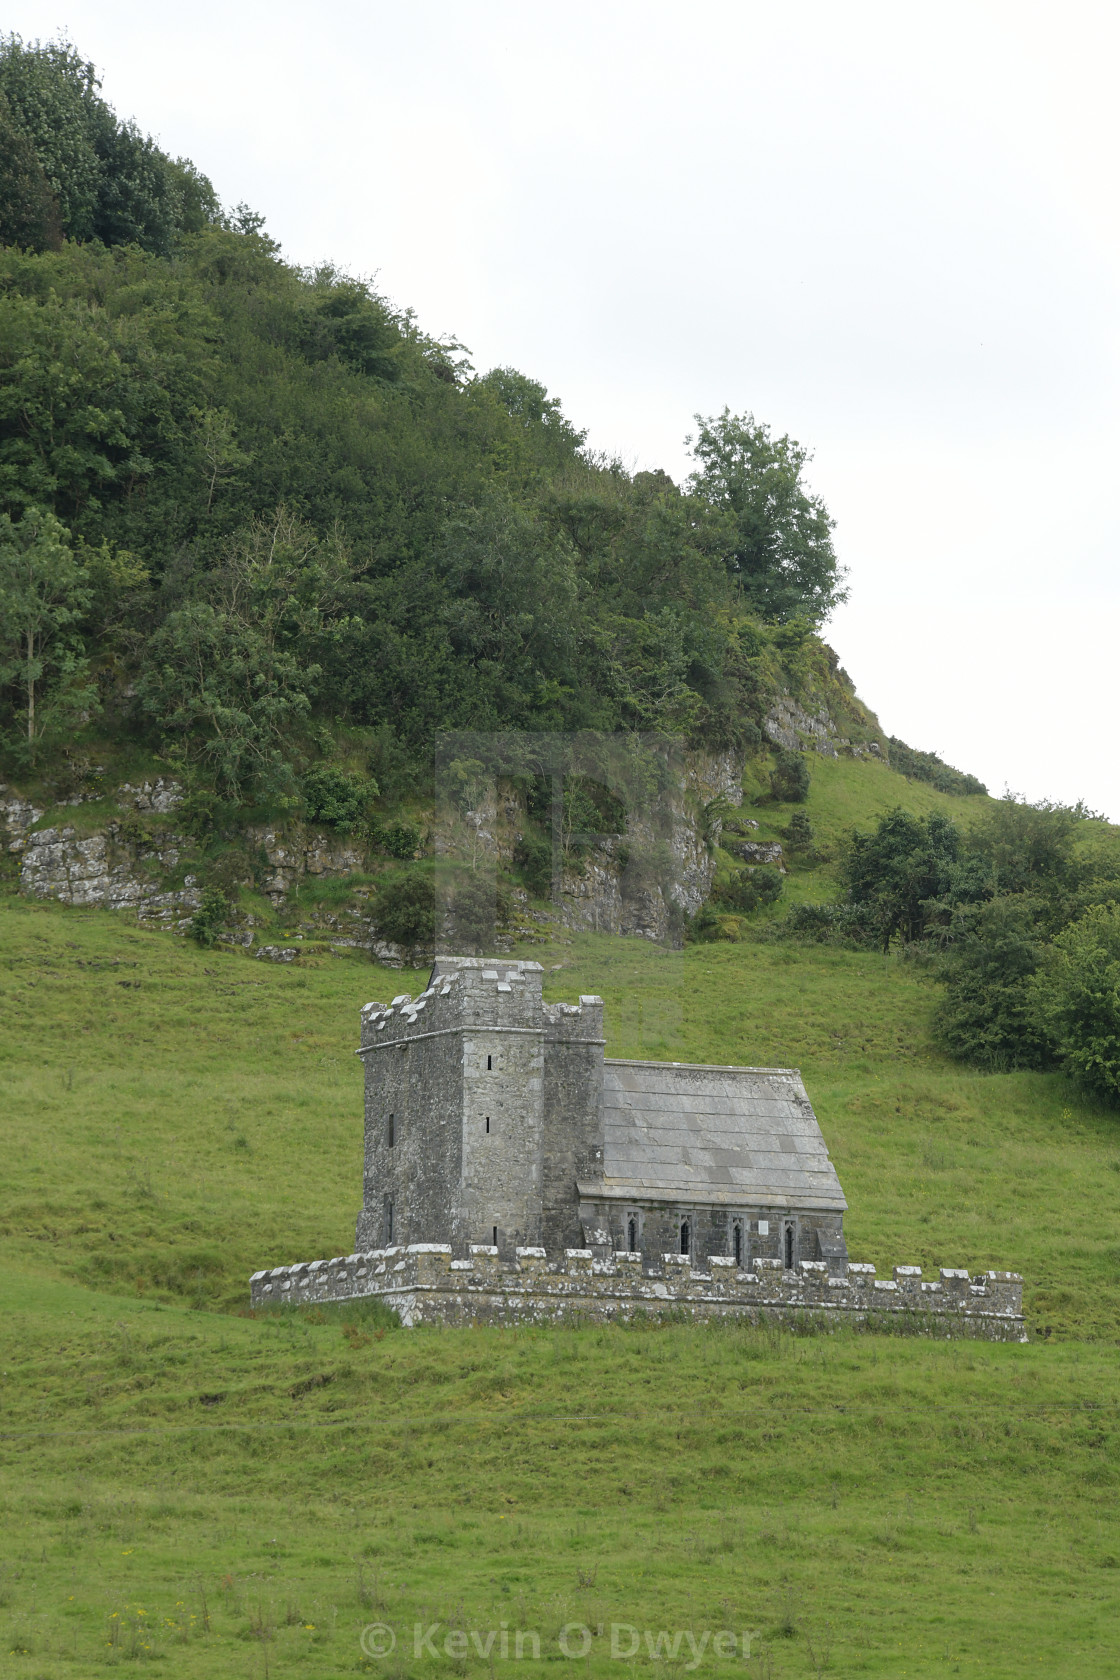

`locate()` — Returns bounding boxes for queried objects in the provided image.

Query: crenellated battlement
[249,1244,1025,1340]
[356,960,604,1057]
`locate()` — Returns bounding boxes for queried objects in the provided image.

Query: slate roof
[581,1058,847,1213]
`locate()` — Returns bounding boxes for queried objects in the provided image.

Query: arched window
[784,1222,794,1269]
[628,1217,637,1253]
[733,1222,743,1266]
[680,1219,691,1257]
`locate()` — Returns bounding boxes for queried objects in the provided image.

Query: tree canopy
[0,36,855,802]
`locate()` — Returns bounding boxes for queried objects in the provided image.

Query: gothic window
[627,1216,637,1253]
[680,1219,691,1257]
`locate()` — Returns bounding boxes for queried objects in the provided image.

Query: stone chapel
[354,956,849,1273]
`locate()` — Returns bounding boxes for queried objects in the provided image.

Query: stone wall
[249,1242,1026,1342]
[355,960,606,1259]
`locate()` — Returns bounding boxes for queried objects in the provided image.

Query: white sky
[12,0,1120,814]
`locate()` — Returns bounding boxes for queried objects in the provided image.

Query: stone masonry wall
[249,1243,1026,1342]
[355,961,605,1259]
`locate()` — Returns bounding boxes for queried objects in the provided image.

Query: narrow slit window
[487,1054,492,1070]
[784,1223,794,1269]
[485,1116,490,1134]
[386,1112,395,1147]
[733,1222,743,1266]
[383,1196,393,1244]
[492,1225,498,1247]
[627,1217,637,1253]
[680,1220,690,1257]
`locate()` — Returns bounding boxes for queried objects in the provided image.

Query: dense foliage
[0,37,850,808]
[887,736,988,797]
[785,796,1120,1098]
[0,36,219,254]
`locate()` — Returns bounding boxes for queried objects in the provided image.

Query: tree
[373,867,435,949]
[190,886,229,948]
[0,91,61,251]
[0,35,102,240]
[0,33,219,255]
[1032,903,1120,1103]
[687,409,847,624]
[770,749,810,803]
[303,766,377,832]
[934,896,1052,1070]
[843,808,981,952]
[969,795,1093,918]
[0,504,94,756]
[136,509,360,798]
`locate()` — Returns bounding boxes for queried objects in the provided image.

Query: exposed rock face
[256,827,366,902]
[765,695,884,760]
[7,744,757,953]
[18,823,201,922]
[727,839,786,870]
[442,746,746,946]
[2,790,45,854]
[118,779,183,814]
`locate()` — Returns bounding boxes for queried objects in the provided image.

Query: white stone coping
[249,1244,1021,1294]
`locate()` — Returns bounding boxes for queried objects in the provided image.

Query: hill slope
[2,842,1119,1677]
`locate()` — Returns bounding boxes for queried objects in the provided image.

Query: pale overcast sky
[11,0,1120,814]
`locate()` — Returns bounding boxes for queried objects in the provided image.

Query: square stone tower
[354,957,605,1257]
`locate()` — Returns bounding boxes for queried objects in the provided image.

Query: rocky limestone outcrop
[2,789,44,855]
[726,839,785,869]
[255,827,366,902]
[18,822,202,921]
[764,695,884,760]
[439,746,745,945]
[6,742,764,956]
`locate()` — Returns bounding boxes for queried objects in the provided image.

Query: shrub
[772,902,871,945]
[1032,903,1120,1102]
[711,865,784,915]
[782,811,815,856]
[189,887,229,948]
[303,767,378,833]
[369,816,420,858]
[513,831,552,897]
[438,871,511,955]
[887,736,988,798]
[690,904,743,942]
[934,897,1052,1070]
[770,750,810,803]
[371,868,434,949]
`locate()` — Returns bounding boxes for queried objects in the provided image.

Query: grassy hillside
[1,1268,1117,1680]
[2,758,1118,1678]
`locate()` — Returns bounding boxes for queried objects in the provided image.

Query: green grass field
[1,752,1118,1677]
